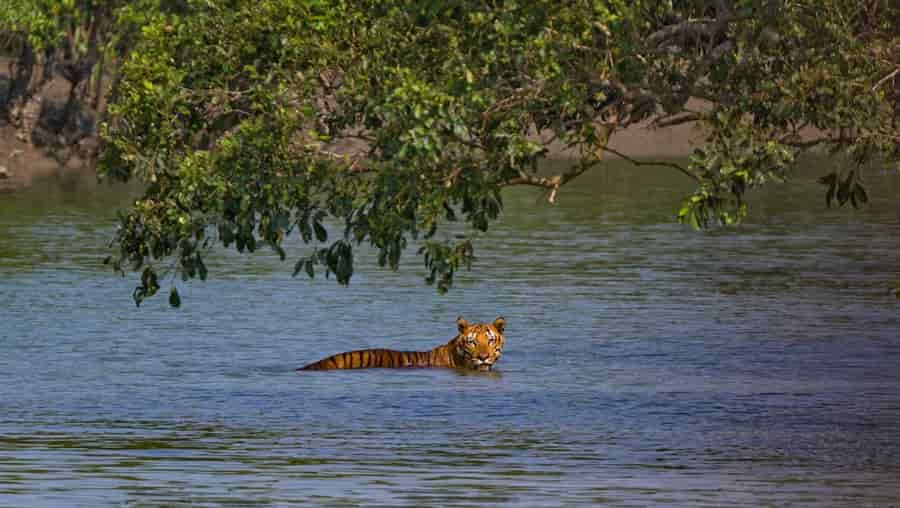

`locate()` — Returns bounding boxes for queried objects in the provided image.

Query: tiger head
[453,316,506,371]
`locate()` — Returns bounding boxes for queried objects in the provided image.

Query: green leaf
[818,173,837,186]
[169,287,181,308]
[852,183,868,205]
[196,255,208,281]
[273,243,286,261]
[836,170,855,206]
[443,201,457,221]
[313,221,327,242]
[299,219,312,242]
[689,211,700,230]
[133,287,145,307]
[220,225,235,246]
[826,183,836,208]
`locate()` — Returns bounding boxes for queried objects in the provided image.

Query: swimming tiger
[297,316,505,371]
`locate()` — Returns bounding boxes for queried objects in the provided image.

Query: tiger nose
[478,354,489,362]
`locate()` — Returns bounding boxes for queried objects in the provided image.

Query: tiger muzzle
[472,358,494,371]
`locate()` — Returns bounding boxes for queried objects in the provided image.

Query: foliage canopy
[0,0,192,159]
[80,0,899,305]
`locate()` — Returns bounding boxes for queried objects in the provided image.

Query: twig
[872,68,900,91]
[444,166,464,188]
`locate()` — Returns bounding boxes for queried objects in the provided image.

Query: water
[1,159,900,507]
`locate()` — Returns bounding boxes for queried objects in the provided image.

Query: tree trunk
[59,13,104,141]
[90,47,106,111]
[2,41,35,116]
[7,46,56,143]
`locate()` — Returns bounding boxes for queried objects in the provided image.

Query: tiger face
[454,316,506,371]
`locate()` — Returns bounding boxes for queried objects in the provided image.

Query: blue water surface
[2,160,900,506]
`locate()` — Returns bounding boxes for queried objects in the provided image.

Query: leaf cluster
[95,0,899,305]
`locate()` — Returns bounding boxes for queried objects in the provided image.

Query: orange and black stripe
[297,349,435,371]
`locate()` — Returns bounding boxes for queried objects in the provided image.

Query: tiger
[297,316,505,371]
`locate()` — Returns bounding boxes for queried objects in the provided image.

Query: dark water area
[2,158,900,507]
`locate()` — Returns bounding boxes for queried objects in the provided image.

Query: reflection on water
[2,158,900,506]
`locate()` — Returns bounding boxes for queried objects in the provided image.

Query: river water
[2,159,900,507]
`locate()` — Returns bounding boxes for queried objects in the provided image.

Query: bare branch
[498,158,604,203]
[600,146,699,182]
[646,19,718,47]
[653,112,701,128]
[314,147,372,174]
[782,136,831,149]
[645,16,748,48]
[872,67,900,91]
[559,159,603,186]
[499,171,559,189]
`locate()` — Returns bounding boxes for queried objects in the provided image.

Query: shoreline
[0,120,701,193]
[0,122,95,192]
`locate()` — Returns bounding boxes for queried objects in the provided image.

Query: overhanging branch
[653,112,701,128]
[645,16,748,48]
[600,146,699,182]
[498,158,603,204]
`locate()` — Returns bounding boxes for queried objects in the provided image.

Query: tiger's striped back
[298,349,437,370]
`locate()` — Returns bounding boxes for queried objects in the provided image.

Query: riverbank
[1,52,96,192]
[0,119,701,192]
[0,122,95,191]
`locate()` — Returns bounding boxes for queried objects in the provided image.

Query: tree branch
[499,171,559,189]
[498,158,603,204]
[645,16,748,48]
[646,19,717,47]
[872,67,899,91]
[653,112,701,128]
[600,145,698,182]
[782,136,831,149]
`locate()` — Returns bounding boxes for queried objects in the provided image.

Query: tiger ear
[493,317,506,334]
[457,316,469,333]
